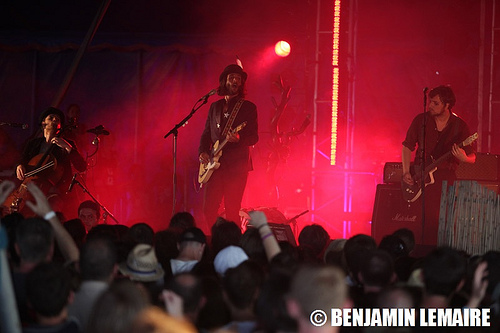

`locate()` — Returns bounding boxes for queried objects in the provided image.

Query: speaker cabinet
[371,184,422,244]
[456,153,499,181]
[383,162,404,183]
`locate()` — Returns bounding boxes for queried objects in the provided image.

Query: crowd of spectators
[0,180,499,333]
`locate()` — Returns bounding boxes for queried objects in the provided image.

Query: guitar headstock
[462,132,478,147]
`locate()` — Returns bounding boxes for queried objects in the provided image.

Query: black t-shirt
[402,112,475,172]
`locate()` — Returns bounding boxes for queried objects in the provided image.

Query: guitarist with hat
[198,64,259,229]
[401,85,476,245]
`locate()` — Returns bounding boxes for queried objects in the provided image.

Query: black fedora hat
[39,107,65,126]
[219,64,248,83]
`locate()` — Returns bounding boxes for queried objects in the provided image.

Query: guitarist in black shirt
[401,85,476,245]
[198,64,259,229]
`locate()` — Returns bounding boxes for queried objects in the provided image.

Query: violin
[2,127,68,215]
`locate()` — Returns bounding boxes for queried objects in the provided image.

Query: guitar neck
[213,138,229,156]
[416,141,466,182]
[212,122,247,157]
[424,151,451,173]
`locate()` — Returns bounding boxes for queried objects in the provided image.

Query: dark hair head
[392,228,415,253]
[298,224,330,261]
[429,85,456,110]
[360,249,395,288]
[39,107,65,126]
[239,228,267,266]
[2,212,24,265]
[80,237,117,281]
[64,218,87,249]
[169,212,196,232]
[218,64,247,84]
[379,234,408,260]
[222,260,264,310]
[255,257,297,332]
[211,221,242,255]
[343,234,377,282]
[26,262,71,317]
[129,222,155,246]
[422,246,466,297]
[78,200,100,219]
[16,218,54,263]
[218,64,247,97]
[180,227,206,244]
[86,224,119,242]
[481,251,500,295]
[154,229,179,266]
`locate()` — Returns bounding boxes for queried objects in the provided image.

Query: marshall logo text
[392,213,418,222]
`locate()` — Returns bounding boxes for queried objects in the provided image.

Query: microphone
[423,87,428,94]
[1,122,29,129]
[66,174,78,194]
[199,89,217,101]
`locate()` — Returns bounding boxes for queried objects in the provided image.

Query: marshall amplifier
[371,184,422,244]
[383,162,404,184]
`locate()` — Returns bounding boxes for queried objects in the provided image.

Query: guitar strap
[221,98,244,137]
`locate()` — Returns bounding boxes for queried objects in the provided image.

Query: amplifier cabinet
[371,184,422,244]
[383,162,404,184]
[456,153,499,181]
[384,153,499,183]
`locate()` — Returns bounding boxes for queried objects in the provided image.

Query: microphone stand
[286,209,309,238]
[420,87,428,244]
[86,135,100,161]
[0,122,28,130]
[164,97,210,216]
[73,180,119,224]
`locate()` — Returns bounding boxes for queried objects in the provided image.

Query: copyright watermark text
[309,308,490,327]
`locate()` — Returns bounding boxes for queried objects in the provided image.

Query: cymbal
[86,125,110,136]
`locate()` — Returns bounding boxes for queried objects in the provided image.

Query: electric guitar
[198,121,247,184]
[401,132,478,202]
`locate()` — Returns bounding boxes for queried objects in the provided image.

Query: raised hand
[248,210,268,229]
[25,182,53,217]
[0,180,15,205]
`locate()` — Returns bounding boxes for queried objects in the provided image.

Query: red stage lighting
[275,41,291,57]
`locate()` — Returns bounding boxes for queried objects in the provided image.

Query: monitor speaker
[268,223,297,246]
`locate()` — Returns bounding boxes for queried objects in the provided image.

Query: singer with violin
[6,107,87,216]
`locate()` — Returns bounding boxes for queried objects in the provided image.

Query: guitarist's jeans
[202,167,249,229]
